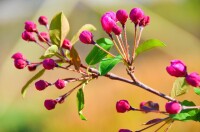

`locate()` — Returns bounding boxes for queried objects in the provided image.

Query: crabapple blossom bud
[14,59,28,69]
[119,129,132,132]
[116,9,128,25]
[38,16,48,26]
[55,79,67,89]
[28,64,37,71]
[44,99,57,110]
[139,16,150,27]
[112,25,122,35]
[166,60,187,77]
[38,32,50,42]
[42,58,56,70]
[104,11,117,22]
[116,100,131,113]
[62,39,72,50]
[22,31,36,42]
[24,21,37,32]
[165,101,182,114]
[11,52,26,60]
[186,72,200,87]
[79,30,94,44]
[129,8,144,25]
[35,80,50,91]
[101,14,116,33]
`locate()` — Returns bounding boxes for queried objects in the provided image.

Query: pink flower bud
[11,52,26,60]
[165,101,182,114]
[55,79,67,89]
[44,99,57,110]
[112,25,122,35]
[38,32,50,42]
[119,129,132,132]
[24,21,37,32]
[14,59,28,69]
[35,80,49,91]
[116,9,128,25]
[38,16,48,26]
[186,72,200,87]
[166,60,187,77]
[22,31,36,42]
[101,14,116,33]
[116,100,131,113]
[28,64,37,71]
[139,15,150,27]
[42,58,56,70]
[129,8,144,25]
[62,39,72,50]
[79,30,94,44]
[104,11,117,22]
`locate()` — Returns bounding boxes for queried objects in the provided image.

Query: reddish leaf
[140,101,159,112]
[70,46,81,71]
[143,118,162,125]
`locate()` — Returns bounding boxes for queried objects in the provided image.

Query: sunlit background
[0,0,200,131]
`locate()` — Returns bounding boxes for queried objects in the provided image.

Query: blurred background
[0,0,200,131]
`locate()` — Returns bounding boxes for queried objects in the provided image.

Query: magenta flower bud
[14,59,28,69]
[101,14,116,33]
[119,129,132,132]
[11,52,26,60]
[116,9,128,25]
[35,80,49,91]
[165,101,182,114]
[44,99,57,110]
[28,64,37,71]
[139,101,146,110]
[24,21,37,32]
[42,58,56,70]
[79,30,94,44]
[112,25,122,35]
[139,16,150,27]
[104,11,117,22]
[129,8,144,25]
[166,60,187,77]
[22,31,36,42]
[55,79,67,89]
[116,100,131,113]
[186,72,200,87]
[38,16,48,26]
[62,39,72,50]
[38,32,50,42]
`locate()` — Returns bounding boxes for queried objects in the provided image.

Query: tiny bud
[79,30,94,44]
[139,15,150,27]
[119,129,132,132]
[165,101,182,114]
[24,21,37,32]
[129,8,144,25]
[62,39,72,50]
[116,100,131,113]
[186,72,200,87]
[11,52,26,60]
[22,31,36,42]
[116,9,128,25]
[14,59,28,69]
[112,25,122,35]
[55,79,67,89]
[38,16,48,26]
[166,60,187,77]
[101,14,116,33]
[28,64,37,71]
[38,32,50,42]
[44,99,57,110]
[42,58,56,70]
[35,80,49,91]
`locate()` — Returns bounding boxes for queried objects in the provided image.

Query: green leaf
[49,12,70,47]
[194,88,200,96]
[21,69,45,98]
[70,46,81,71]
[170,77,190,98]
[85,38,113,65]
[42,45,58,59]
[71,24,96,45]
[99,55,122,76]
[135,39,166,56]
[77,83,87,120]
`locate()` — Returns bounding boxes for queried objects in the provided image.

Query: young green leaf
[42,45,58,58]
[49,12,70,47]
[77,83,87,120]
[85,38,113,65]
[21,69,45,98]
[170,77,190,98]
[194,88,200,96]
[71,24,96,45]
[70,46,81,71]
[135,39,166,56]
[99,55,122,76]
